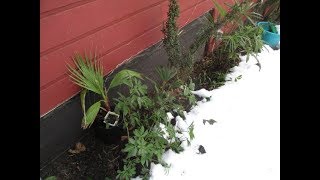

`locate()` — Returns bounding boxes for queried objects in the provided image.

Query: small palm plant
[67,53,142,129]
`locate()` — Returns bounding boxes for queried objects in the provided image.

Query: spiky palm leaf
[67,53,105,98]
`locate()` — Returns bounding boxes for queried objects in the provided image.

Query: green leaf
[133,129,139,137]
[140,126,145,135]
[141,157,146,166]
[124,144,133,152]
[128,138,135,145]
[82,101,101,129]
[123,105,129,116]
[143,129,148,137]
[211,0,227,18]
[108,69,142,91]
[137,97,142,109]
[188,122,195,140]
[44,176,57,180]
[128,148,138,158]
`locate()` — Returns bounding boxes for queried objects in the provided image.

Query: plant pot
[94,123,123,144]
[257,22,280,48]
[92,111,125,144]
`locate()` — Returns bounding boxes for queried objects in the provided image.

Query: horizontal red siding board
[40,0,163,53]
[40,0,213,116]
[40,0,212,89]
[160,0,204,20]
[41,0,83,14]
[40,0,208,55]
[40,4,163,88]
[178,0,212,28]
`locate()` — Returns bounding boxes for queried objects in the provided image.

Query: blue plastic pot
[257,22,280,48]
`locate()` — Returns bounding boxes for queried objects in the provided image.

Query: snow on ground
[137,44,280,180]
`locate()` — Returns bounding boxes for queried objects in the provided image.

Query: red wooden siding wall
[40,0,218,117]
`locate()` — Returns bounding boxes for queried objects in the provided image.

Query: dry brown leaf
[68,142,86,154]
[75,142,86,152]
[121,136,128,141]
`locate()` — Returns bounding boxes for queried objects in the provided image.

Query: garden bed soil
[40,95,194,180]
[40,129,127,180]
[40,110,132,180]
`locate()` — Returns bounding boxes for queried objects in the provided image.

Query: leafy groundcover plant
[115,66,197,179]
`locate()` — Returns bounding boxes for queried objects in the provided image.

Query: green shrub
[162,0,183,68]
[190,0,262,55]
[116,69,197,179]
[257,0,280,23]
[220,25,264,62]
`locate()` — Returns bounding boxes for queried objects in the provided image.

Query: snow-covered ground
[140,44,280,180]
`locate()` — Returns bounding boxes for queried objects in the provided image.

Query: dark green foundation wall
[40,13,208,168]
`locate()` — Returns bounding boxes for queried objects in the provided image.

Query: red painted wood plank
[41,4,163,88]
[40,0,212,89]
[40,0,213,116]
[160,0,202,20]
[41,0,163,54]
[177,0,212,28]
[40,0,209,54]
[41,0,84,14]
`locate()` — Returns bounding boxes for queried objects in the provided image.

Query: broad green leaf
[137,97,142,109]
[211,0,227,18]
[143,129,148,137]
[108,69,142,91]
[133,129,139,137]
[128,138,135,144]
[123,105,129,116]
[124,144,133,151]
[140,126,145,134]
[82,101,101,129]
[127,147,137,158]
[141,157,145,166]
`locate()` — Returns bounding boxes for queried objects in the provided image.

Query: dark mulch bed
[192,54,241,91]
[40,130,126,180]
